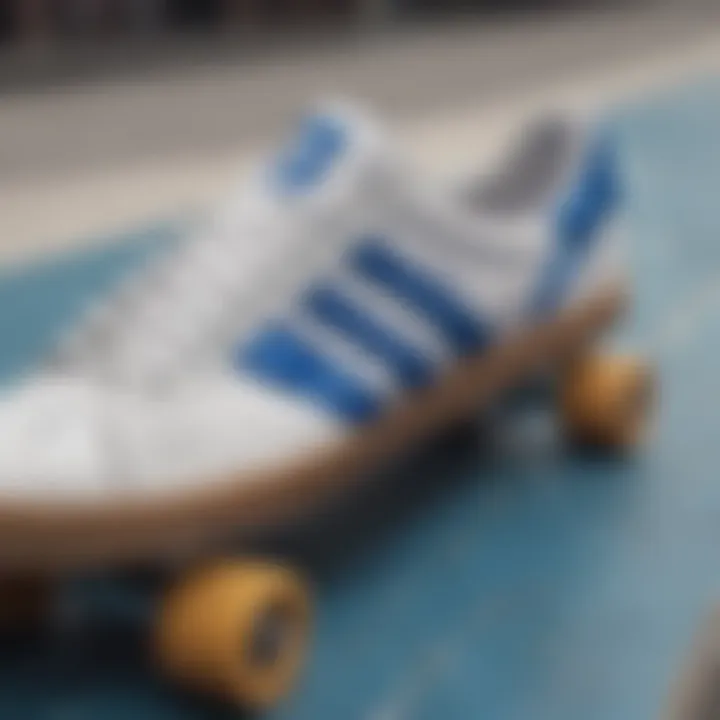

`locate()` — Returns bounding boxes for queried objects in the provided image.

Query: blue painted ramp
[1,81,720,720]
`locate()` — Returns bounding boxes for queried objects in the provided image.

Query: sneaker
[0,102,624,552]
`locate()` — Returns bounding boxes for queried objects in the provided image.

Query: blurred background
[0,0,629,44]
[0,0,718,266]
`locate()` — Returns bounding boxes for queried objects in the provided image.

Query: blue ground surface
[1,80,720,719]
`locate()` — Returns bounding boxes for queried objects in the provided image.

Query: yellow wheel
[0,575,49,632]
[155,560,312,710]
[560,353,655,451]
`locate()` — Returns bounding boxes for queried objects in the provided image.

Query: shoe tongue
[268,104,393,202]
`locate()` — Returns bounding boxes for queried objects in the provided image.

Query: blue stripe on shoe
[558,131,620,245]
[530,129,621,316]
[273,115,347,195]
[239,323,381,423]
[302,285,434,389]
[349,237,493,355]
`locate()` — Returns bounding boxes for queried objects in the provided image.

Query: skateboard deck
[0,281,628,571]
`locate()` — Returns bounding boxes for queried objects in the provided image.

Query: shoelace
[56,194,297,386]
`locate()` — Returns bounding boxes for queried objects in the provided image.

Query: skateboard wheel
[0,575,49,632]
[560,354,655,451]
[155,560,312,709]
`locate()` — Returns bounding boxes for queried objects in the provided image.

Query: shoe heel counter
[557,122,622,253]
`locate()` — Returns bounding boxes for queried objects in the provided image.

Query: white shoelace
[55,194,296,386]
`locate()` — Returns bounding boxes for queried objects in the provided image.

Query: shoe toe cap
[0,376,108,499]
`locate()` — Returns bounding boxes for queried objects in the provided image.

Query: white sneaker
[0,103,623,507]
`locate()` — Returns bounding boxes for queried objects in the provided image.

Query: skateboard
[0,279,654,711]
[664,608,720,720]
